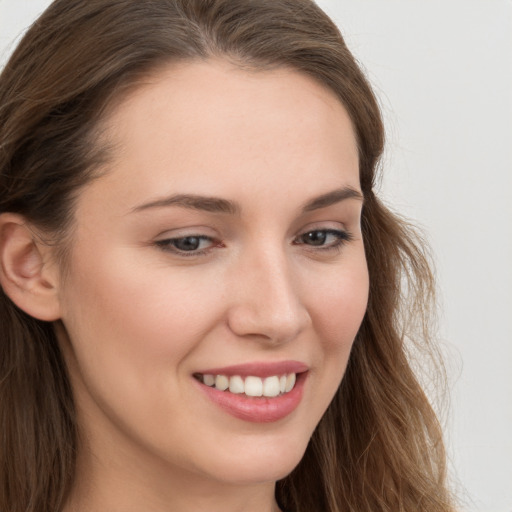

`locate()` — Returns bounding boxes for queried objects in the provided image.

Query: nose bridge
[227,243,310,343]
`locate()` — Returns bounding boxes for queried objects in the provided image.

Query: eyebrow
[131,194,239,215]
[130,186,363,215]
[301,187,363,212]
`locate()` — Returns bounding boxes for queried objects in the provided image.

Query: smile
[194,361,308,422]
[196,373,297,398]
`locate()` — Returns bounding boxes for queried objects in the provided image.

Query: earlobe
[0,213,61,321]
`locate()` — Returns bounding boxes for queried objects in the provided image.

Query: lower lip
[196,373,307,423]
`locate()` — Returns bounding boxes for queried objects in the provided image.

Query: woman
[0,1,455,511]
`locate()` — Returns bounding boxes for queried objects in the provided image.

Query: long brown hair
[0,1,454,510]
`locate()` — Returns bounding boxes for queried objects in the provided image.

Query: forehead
[84,60,360,215]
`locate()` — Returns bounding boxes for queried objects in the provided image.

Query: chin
[208,457,303,486]
[193,432,310,485]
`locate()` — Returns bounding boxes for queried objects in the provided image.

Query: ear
[0,213,61,321]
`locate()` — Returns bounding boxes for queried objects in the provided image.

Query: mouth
[193,361,308,423]
[194,372,297,398]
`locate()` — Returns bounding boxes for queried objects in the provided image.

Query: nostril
[226,255,311,342]
[226,299,310,344]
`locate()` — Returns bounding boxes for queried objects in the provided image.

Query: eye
[155,235,219,255]
[294,229,353,250]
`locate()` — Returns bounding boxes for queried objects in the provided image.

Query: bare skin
[44,60,368,512]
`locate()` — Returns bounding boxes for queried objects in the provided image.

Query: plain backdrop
[1,1,511,511]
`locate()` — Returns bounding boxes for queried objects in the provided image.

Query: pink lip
[194,361,309,423]
[195,360,308,378]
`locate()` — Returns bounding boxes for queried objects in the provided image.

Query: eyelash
[154,235,219,257]
[293,229,354,252]
[154,229,353,257]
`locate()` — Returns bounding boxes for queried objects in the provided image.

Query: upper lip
[194,360,309,378]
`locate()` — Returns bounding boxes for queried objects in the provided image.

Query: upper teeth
[200,373,296,397]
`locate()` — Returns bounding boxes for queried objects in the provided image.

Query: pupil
[304,231,326,245]
[175,237,200,251]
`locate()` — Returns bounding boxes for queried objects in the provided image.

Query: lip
[194,361,309,423]
[195,360,309,378]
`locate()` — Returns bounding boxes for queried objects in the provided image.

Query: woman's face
[56,61,368,488]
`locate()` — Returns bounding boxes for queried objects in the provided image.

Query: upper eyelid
[293,216,349,232]
[153,229,353,263]
[154,224,217,237]
[156,233,213,241]
[154,235,218,257]
[295,226,350,238]
[170,229,351,247]
[155,226,350,242]
[155,234,216,246]
[294,228,352,243]
[154,234,349,260]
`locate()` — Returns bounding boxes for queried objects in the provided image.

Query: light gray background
[1,1,511,511]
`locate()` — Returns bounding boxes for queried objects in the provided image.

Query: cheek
[313,258,369,348]
[305,252,369,399]
[58,246,224,382]
[57,247,229,453]
[288,253,368,441]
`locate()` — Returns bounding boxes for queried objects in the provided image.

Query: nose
[226,248,311,345]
